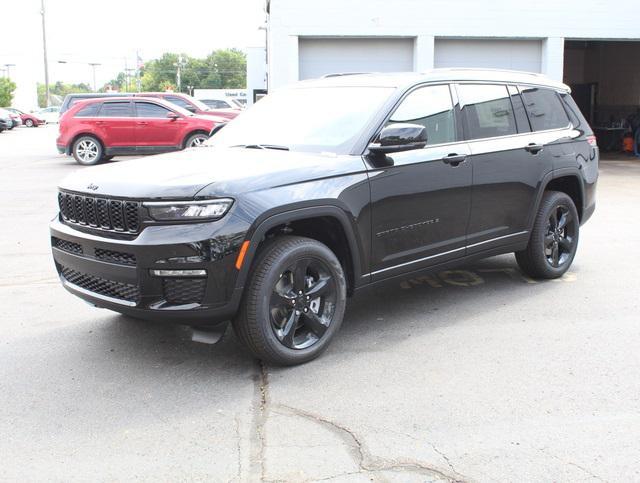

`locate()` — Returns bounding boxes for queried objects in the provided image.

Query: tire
[184,132,209,149]
[516,191,580,279]
[72,136,103,166]
[25,119,34,127]
[233,236,347,366]
[101,155,114,162]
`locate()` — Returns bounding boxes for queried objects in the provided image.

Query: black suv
[50,70,598,365]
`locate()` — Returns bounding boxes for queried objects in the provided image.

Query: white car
[32,106,61,124]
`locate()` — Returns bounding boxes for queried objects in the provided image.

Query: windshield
[207,86,394,154]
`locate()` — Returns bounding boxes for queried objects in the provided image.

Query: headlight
[143,198,233,221]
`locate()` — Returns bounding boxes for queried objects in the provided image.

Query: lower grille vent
[163,278,206,305]
[95,248,136,266]
[60,266,139,303]
[53,237,83,255]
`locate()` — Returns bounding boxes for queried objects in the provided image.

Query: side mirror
[167,112,180,120]
[185,106,197,113]
[368,123,427,154]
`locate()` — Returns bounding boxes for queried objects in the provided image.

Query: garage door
[434,39,542,73]
[298,38,414,80]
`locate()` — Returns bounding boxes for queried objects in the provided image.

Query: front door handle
[442,153,467,166]
[525,143,544,154]
[136,121,149,126]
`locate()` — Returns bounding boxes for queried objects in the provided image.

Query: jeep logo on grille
[87,183,99,191]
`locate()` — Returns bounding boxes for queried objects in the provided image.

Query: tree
[0,78,17,107]
[37,81,91,107]
[109,49,247,93]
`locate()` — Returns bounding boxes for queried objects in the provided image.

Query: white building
[248,0,640,126]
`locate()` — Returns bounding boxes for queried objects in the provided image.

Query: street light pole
[88,63,100,91]
[40,0,50,107]
[3,64,16,80]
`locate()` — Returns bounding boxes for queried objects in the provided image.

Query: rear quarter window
[520,87,570,131]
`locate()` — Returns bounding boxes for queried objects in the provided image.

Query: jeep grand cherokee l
[57,97,219,165]
[50,70,598,365]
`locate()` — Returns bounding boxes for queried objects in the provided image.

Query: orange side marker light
[235,240,250,270]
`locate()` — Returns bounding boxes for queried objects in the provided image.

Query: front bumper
[56,144,67,155]
[50,216,249,326]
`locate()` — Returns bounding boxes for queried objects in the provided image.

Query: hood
[58,147,365,200]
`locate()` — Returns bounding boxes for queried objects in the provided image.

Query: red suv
[57,97,219,165]
[142,92,241,121]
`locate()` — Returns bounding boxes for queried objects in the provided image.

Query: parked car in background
[7,108,44,127]
[8,111,21,129]
[200,97,245,110]
[56,96,218,165]
[0,108,12,132]
[32,106,61,124]
[141,92,241,121]
[61,92,241,121]
[48,70,598,365]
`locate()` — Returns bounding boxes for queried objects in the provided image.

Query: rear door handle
[442,153,467,166]
[525,143,544,154]
[136,121,148,126]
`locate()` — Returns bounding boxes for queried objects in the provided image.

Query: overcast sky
[1,0,266,87]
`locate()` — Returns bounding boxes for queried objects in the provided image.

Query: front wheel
[185,132,209,148]
[516,191,579,279]
[233,236,347,366]
[25,119,34,127]
[72,136,103,165]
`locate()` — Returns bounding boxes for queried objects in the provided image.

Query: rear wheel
[516,191,579,279]
[24,119,34,127]
[184,132,209,148]
[72,136,103,166]
[233,236,347,366]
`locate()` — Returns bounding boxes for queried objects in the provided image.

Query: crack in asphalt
[248,359,270,482]
[537,446,606,482]
[274,404,467,482]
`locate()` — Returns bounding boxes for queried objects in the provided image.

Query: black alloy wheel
[269,258,337,350]
[516,190,580,279]
[544,204,577,268]
[233,236,347,365]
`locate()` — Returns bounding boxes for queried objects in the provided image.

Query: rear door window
[98,101,133,117]
[387,84,456,146]
[457,84,517,140]
[519,87,570,131]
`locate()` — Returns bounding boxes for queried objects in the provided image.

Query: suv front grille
[60,265,139,303]
[58,191,141,234]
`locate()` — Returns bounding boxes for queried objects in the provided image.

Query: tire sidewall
[185,133,209,149]
[253,240,347,364]
[72,136,103,165]
[531,192,580,277]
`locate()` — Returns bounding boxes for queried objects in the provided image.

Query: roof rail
[430,67,544,77]
[321,72,372,78]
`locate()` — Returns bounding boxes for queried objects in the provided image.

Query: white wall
[267,0,640,88]
[246,46,267,106]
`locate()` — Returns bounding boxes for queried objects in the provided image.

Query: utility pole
[88,63,100,91]
[40,0,50,106]
[175,55,185,92]
[3,64,16,80]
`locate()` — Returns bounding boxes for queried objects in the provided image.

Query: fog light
[150,269,207,277]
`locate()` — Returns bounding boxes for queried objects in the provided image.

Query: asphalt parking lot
[1,125,639,482]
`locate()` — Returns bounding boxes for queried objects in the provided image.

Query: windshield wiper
[232,144,290,151]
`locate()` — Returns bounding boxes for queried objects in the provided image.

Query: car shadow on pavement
[87,253,571,368]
